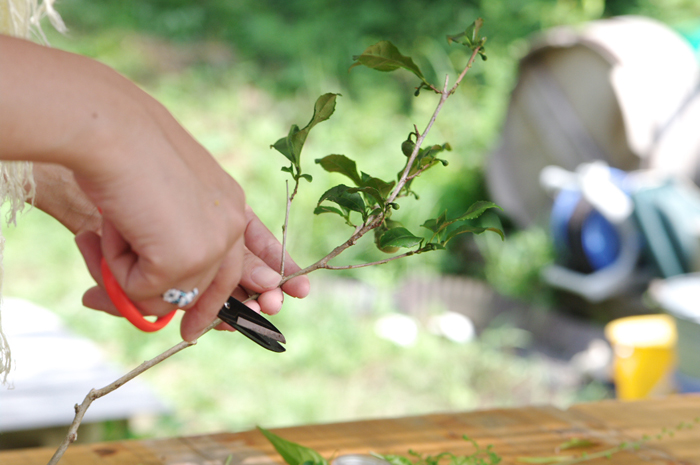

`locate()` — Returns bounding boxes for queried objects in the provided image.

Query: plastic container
[649,273,700,391]
[604,314,677,400]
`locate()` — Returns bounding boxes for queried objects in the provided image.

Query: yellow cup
[604,314,677,400]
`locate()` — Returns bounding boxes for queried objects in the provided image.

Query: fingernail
[251,267,282,290]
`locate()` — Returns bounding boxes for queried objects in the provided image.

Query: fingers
[244,206,310,299]
[179,236,245,341]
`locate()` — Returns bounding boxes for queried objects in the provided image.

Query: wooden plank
[2,396,700,465]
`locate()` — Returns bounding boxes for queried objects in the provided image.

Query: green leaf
[421,211,447,233]
[299,174,313,182]
[350,41,429,86]
[348,186,384,205]
[258,427,328,465]
[281,165,294,174]
[271,94,339,168]
[315,154,362,186]
[378,456,414,465]
[361,174,396,197]
[447,18,484,47]
[313,205,345,217]
[454,201,502,221]
[443,225,504,245]
[517,456,576,464]
[272,124,302,165]
[557,438,598,451]
[318,185,366,217]
[378,227,423,249]
[307,93,339,131]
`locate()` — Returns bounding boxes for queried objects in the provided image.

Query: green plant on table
[517,418,700,464]
[48,19,501,465]
[259,427,501,465]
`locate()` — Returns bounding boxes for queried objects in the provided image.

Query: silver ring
[162,288,199,307]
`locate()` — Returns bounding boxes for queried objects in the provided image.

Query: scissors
[100,257,286,352]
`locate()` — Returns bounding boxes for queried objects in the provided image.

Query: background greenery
[3,0,700,443]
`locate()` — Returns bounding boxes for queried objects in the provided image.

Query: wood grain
[2,395,699,465]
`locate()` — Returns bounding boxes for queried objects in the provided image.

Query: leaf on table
[517,456,576,464]
[258,427,328,465]
[555,438,599,452]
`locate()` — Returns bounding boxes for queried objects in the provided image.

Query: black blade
[218,297,286,353]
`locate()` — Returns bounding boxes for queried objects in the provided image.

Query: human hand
[31,162,102,235]
[1,36,309,340]
[76,206,309,338]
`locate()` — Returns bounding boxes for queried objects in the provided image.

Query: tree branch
[47,315,224,465]
[48,43,484,465]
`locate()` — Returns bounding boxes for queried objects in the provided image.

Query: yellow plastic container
[604,314,677,400]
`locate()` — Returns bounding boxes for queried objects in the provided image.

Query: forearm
[0,34,150,177]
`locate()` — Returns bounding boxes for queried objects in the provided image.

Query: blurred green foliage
[3,0,699,443]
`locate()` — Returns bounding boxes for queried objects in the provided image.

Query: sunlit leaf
[378,227,423,249]
[350,40,429,86]
[272,94,339,168]
[258,427,328,465]
[443,225,504,245]
[453,201,502,221]
[315,154,362,185]
[307,93,339,131]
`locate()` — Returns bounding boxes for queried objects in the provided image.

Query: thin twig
[387,74,450,205]
[323,251,416,270]
[280,181,292,277]
[449,46,482,95]
[47,314,223,465]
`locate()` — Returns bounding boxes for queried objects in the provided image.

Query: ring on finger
[162,288,199,307]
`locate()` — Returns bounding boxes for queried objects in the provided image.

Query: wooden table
[3,396,700,465]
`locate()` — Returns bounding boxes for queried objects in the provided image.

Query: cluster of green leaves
[258,427,501,465]
[517,418,700,464]
[272,93,339,185]
[446,18,488,62]
[378,437,501,465]
[270,19,502,259]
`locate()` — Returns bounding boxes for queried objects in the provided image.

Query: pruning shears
[99,257,286,352]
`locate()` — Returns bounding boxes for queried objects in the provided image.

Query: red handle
[101,257,176,332]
